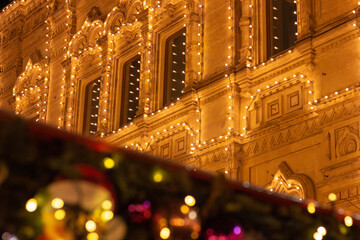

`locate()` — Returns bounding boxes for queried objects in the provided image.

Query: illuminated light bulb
[160,228,170,239]
[101,210,114,222]
[317,226,326,236]
[26,198,38,212]
[307,202,316,214]
[87,232,99,240]
[54,209,66,220]
[153,172,163,182]
[102,200,112,210]
[85,220,96,232]
[181,205,189,214]
[189,210,197,220]
[328,193,337,202]
[344,216,353,227]
[233,225,242,235]
[313,232,322,240]
[103,157,115,169]
[184,195,196,206]
[51,198,64,209]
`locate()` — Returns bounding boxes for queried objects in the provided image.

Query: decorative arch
[69,6,106,55]
[13,53,46,119]
[126,0,143,22]
[267,161,316,200]
[69,34,87,54]
[69,19,105,55]
[104,7,126,34]
[88,21,104,46]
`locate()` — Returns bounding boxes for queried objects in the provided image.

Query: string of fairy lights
[4,1,360,239]
[225,0,235,154]
[6,0,360,174]
[143,2,155,118]
[21,154,357,240]
[58,0,72,129]
[246,0,254,68]
[42,1,51,123]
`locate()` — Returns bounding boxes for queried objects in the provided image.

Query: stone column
[238,0,253,68]
[137,9,153,115]
[229,142,242,181]
[297,0,315,40]
[97,35,111,135]
[184,0,202,92]
[62,58,73,131]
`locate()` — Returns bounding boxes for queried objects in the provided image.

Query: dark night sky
[0,0,12,10]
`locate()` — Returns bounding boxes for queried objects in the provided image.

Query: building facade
[1,0,360,211]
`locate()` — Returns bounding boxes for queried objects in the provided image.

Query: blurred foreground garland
[0,115,359,240]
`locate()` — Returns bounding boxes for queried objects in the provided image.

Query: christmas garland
[0,112,359,240]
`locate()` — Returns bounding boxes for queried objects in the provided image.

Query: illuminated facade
[1,0,360,210]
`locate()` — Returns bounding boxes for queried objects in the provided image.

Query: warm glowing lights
[160,227,171,239]
[102,200,112,210]
[180,204,190,214]
[307,202,316,214]
[344,216,353,227]
[184,195,196,206]
[189,210,197,220]
[85,220,97,232]
[317,226,327,236]
[54,209,66,220]
[328,193,337,202]
[313,232,322,240]
[153,171,163,182]
[25,198,38,212]
[103,157,115,169]
[87,232,99,240]
[101,210,114,222]
[191,232,199,239]
[51,198,64,209]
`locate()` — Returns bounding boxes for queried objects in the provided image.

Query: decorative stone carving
[196,147,229,168]
[267,162,316,199]
[335,123,359,158]
[87,6,102,22]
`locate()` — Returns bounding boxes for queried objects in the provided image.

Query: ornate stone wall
[1,0,360,211]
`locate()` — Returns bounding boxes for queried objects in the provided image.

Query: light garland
[99,29,114,137]
[40,0,51,123]
[59,0,72,129]
[9,0,360,168]
[246,0,254,68]
[225,0,235,153]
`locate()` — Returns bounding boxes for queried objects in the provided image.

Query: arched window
[163,28,186,107]
[120,56,141,126]
[267,0,297,58]
[83,79,101,135]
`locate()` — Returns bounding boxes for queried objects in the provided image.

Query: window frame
[256,0,299,63]
[163,28,187,107]
[266,0,298,58]
[119,55,141,127]
[111,52,141,130]
[154,20,186,110]
[82,78,101,135]
[76,67,102,135]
